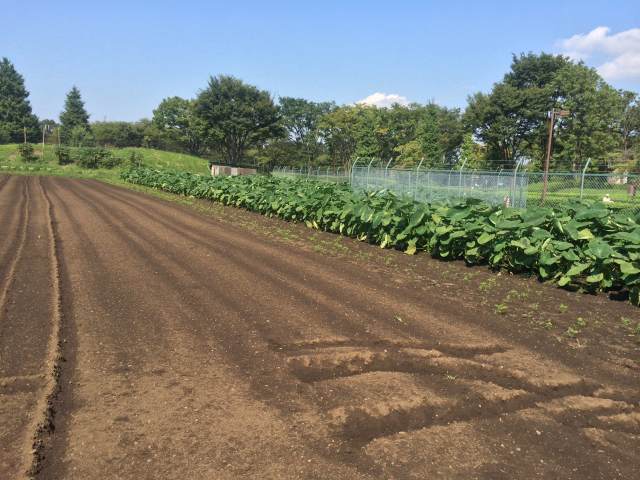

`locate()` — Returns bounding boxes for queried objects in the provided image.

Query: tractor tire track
[0,177,30,322]
[0,174,11,193]
[23,177,65,477]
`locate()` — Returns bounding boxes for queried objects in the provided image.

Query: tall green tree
[465,53,625,170]
[417,105,443,167]
[60,86,90,145]
[279,97,334,164]
[459,132,486,170]
[618,91,640,164]
[152,97,205,155]
[551,64,622,170]
[317,103,464,169]
[317,106,358,168]
[92,121,145,148]
[194,75,282,165]
[0,57,39,143]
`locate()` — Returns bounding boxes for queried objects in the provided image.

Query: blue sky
[2,0,639,121]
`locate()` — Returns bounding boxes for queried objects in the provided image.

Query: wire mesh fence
[526,172,640,213]
[351,164,530,208]
[271,165,349,183]
[271,163,640,214]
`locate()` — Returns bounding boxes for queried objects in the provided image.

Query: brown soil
[0,174,638,479]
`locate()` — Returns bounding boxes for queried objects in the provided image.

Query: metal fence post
[458,159,467,198]
[415,158,424,200]
[385,158,393,190]
[350,157,360,188]
[511,160,522,207]
[580,158,591,200]
[366,158,375,190]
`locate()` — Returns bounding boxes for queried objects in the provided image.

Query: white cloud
[357,92,409,108]
[599,52,640,81]
[558,26,640,80]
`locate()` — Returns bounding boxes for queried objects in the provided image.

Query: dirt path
[1,175,639,479]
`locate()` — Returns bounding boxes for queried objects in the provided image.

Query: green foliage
[552,64,622,168]
[92,121,145,148]
[55,145,72,165]
[17,143,37,162]
[316,106,360,168]
[97,152,124,169]
[126,149,144,167]
[0,57,40,143]
[75,147,121,169]
[69,125,94,147]
[194,75,282,165]
[460,132,486,170]
[60,86,90,145]
[619,92,640,166]
[152,97,205,155]
[393,140,422,167]
[122,166,640,307]
[465,53,627,169]
[318,103,464,169]
[279,97,335,166]
[566,317,587,337]
[417,106,442,166]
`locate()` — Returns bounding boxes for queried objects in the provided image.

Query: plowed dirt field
[1,175,639,479]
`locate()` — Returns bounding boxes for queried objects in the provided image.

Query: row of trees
[466,54,638,171]
[1,54,639,171]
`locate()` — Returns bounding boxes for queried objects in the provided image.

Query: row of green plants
[17,143,144,169]
[121,166,640,306]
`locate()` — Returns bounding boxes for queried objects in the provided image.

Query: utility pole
[23,126,27,144]
[541,108,570,203]
[42,126,46,161]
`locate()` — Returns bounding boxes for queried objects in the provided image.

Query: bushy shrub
[98,153,123,169]
[17,143,38,162]
[55,145,73,165]
[75,147,109,169]
[74,147,124,169]
[126,150,144,167]
[69,125,95,147]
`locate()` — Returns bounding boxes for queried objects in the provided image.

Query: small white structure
[210,164,257,177]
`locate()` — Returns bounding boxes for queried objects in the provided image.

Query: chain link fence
[351,164,530,208]
[272,163,640,214]
[272,165,349,183]
[526,172,640,213]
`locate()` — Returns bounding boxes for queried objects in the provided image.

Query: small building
[209,161,257,177]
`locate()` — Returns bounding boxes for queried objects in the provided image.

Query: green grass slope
[0,144,209,181]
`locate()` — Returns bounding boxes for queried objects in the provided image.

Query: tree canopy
[1,52,639,173]
[0,57,39,143]
[60,86,90,145]
[465,53,626,170]
[152,97,205,155]
[194,75,282,165]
